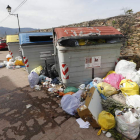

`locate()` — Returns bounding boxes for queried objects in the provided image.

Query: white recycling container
[53,26,124,87]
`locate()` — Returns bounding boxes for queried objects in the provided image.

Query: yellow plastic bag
[97,111,115,135]
[31,66,43,75]
[78,39,86,46]
[103,71,115,79]
[97,82,118,96]
[120,79,139,96]
[15,60,25,66]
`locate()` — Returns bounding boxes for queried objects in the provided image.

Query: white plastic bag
[0,63,5,68]
[93,77,103,87]
[125,72,140,85]
[115,110,139,140]
[126,95,140,108]
[6,54,12,59]
[28,72,39,88]
[115,60,140,85]
[9,58,14,62]
[115,60,136,74]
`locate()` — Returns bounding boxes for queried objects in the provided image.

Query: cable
[0,15,10,24]
[12,0,27,14]
[0,0,27,24]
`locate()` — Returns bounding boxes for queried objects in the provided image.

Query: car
[0,39,8,50]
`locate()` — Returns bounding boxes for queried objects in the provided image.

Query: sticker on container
[85,57,92,68]
[92,56,101,68]
[85,56,101,68]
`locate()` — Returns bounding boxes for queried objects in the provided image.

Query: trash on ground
[115,109,139,140]
[31,66,43,75]
[64,86,79,94]
[34,85,41,90]
[120,79,139,96]
[77,87,102,128]
[97,82,118,97]
[6,43,140,140]
[26,104,32,109]
[28,72,39,88]
[104,73,124,89]
[126,95,140,108]
[111,92,126,105]
[103,71,116,79]
[4,54,24,69]
[105,132,112,138]
[0,63,6,68]
[97,111,115,135]
[15,59,25,66]
[6,54,12,61]
[93,77,103,87]
[76,118,90,128]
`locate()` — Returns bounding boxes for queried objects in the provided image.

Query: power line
[0,0,27,24]
[12,0,27,14]
[0,15,10,24]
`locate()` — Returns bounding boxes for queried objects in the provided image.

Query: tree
[121,7,133,15]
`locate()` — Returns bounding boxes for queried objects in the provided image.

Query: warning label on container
[85,56,101,68]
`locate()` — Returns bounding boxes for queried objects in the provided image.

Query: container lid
[19,32,53,45]
[54,26,123,43]
[6,35,19,43]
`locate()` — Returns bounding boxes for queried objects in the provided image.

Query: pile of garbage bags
[28,59,140,140]
[60,60,140,139]
[0,54,25,69]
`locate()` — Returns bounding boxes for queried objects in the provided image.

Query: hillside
[0,27,36,37]
[33,11,140,67]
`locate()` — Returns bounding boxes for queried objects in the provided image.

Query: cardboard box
[77,87,103,128]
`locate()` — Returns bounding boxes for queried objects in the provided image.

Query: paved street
[0,50,124,140]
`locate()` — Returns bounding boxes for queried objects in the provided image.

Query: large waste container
[53,26,124,87]
[19,32,54,73]
[6,35,20,59]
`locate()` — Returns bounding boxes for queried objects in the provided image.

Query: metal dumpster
[6,35,20,59]
[53,26,123,87]
[19,32,54,73]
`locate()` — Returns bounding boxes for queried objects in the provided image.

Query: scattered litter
[111,92,126,105]
[15,59,24,66]
[120,79,139,96]
[48,88,55,92]
[6,54,12,61]
[104,73,124,89]
[93,77,103,87]
[64,87,78,94]
[115,109,139,140]
[0,63,5,68]
[97,82,118,97]
[26,104,32,109]
[97,111,115,135]
[102,130,107,134]
[126,95,140,108]
[28,72,39,88]
[15,65,20,69]
[34,85,41,90]
[105,132,112,138]
[39,75,47,84]
[31,66,43,75]
[9,58,14,62]
[76,118,90,128]
[79,84,86,90]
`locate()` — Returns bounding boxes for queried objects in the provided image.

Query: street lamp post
[6,5,20,33]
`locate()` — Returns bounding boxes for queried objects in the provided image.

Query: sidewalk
[0,50,117,140]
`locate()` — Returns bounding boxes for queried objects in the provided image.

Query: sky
[0,0,140,29]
